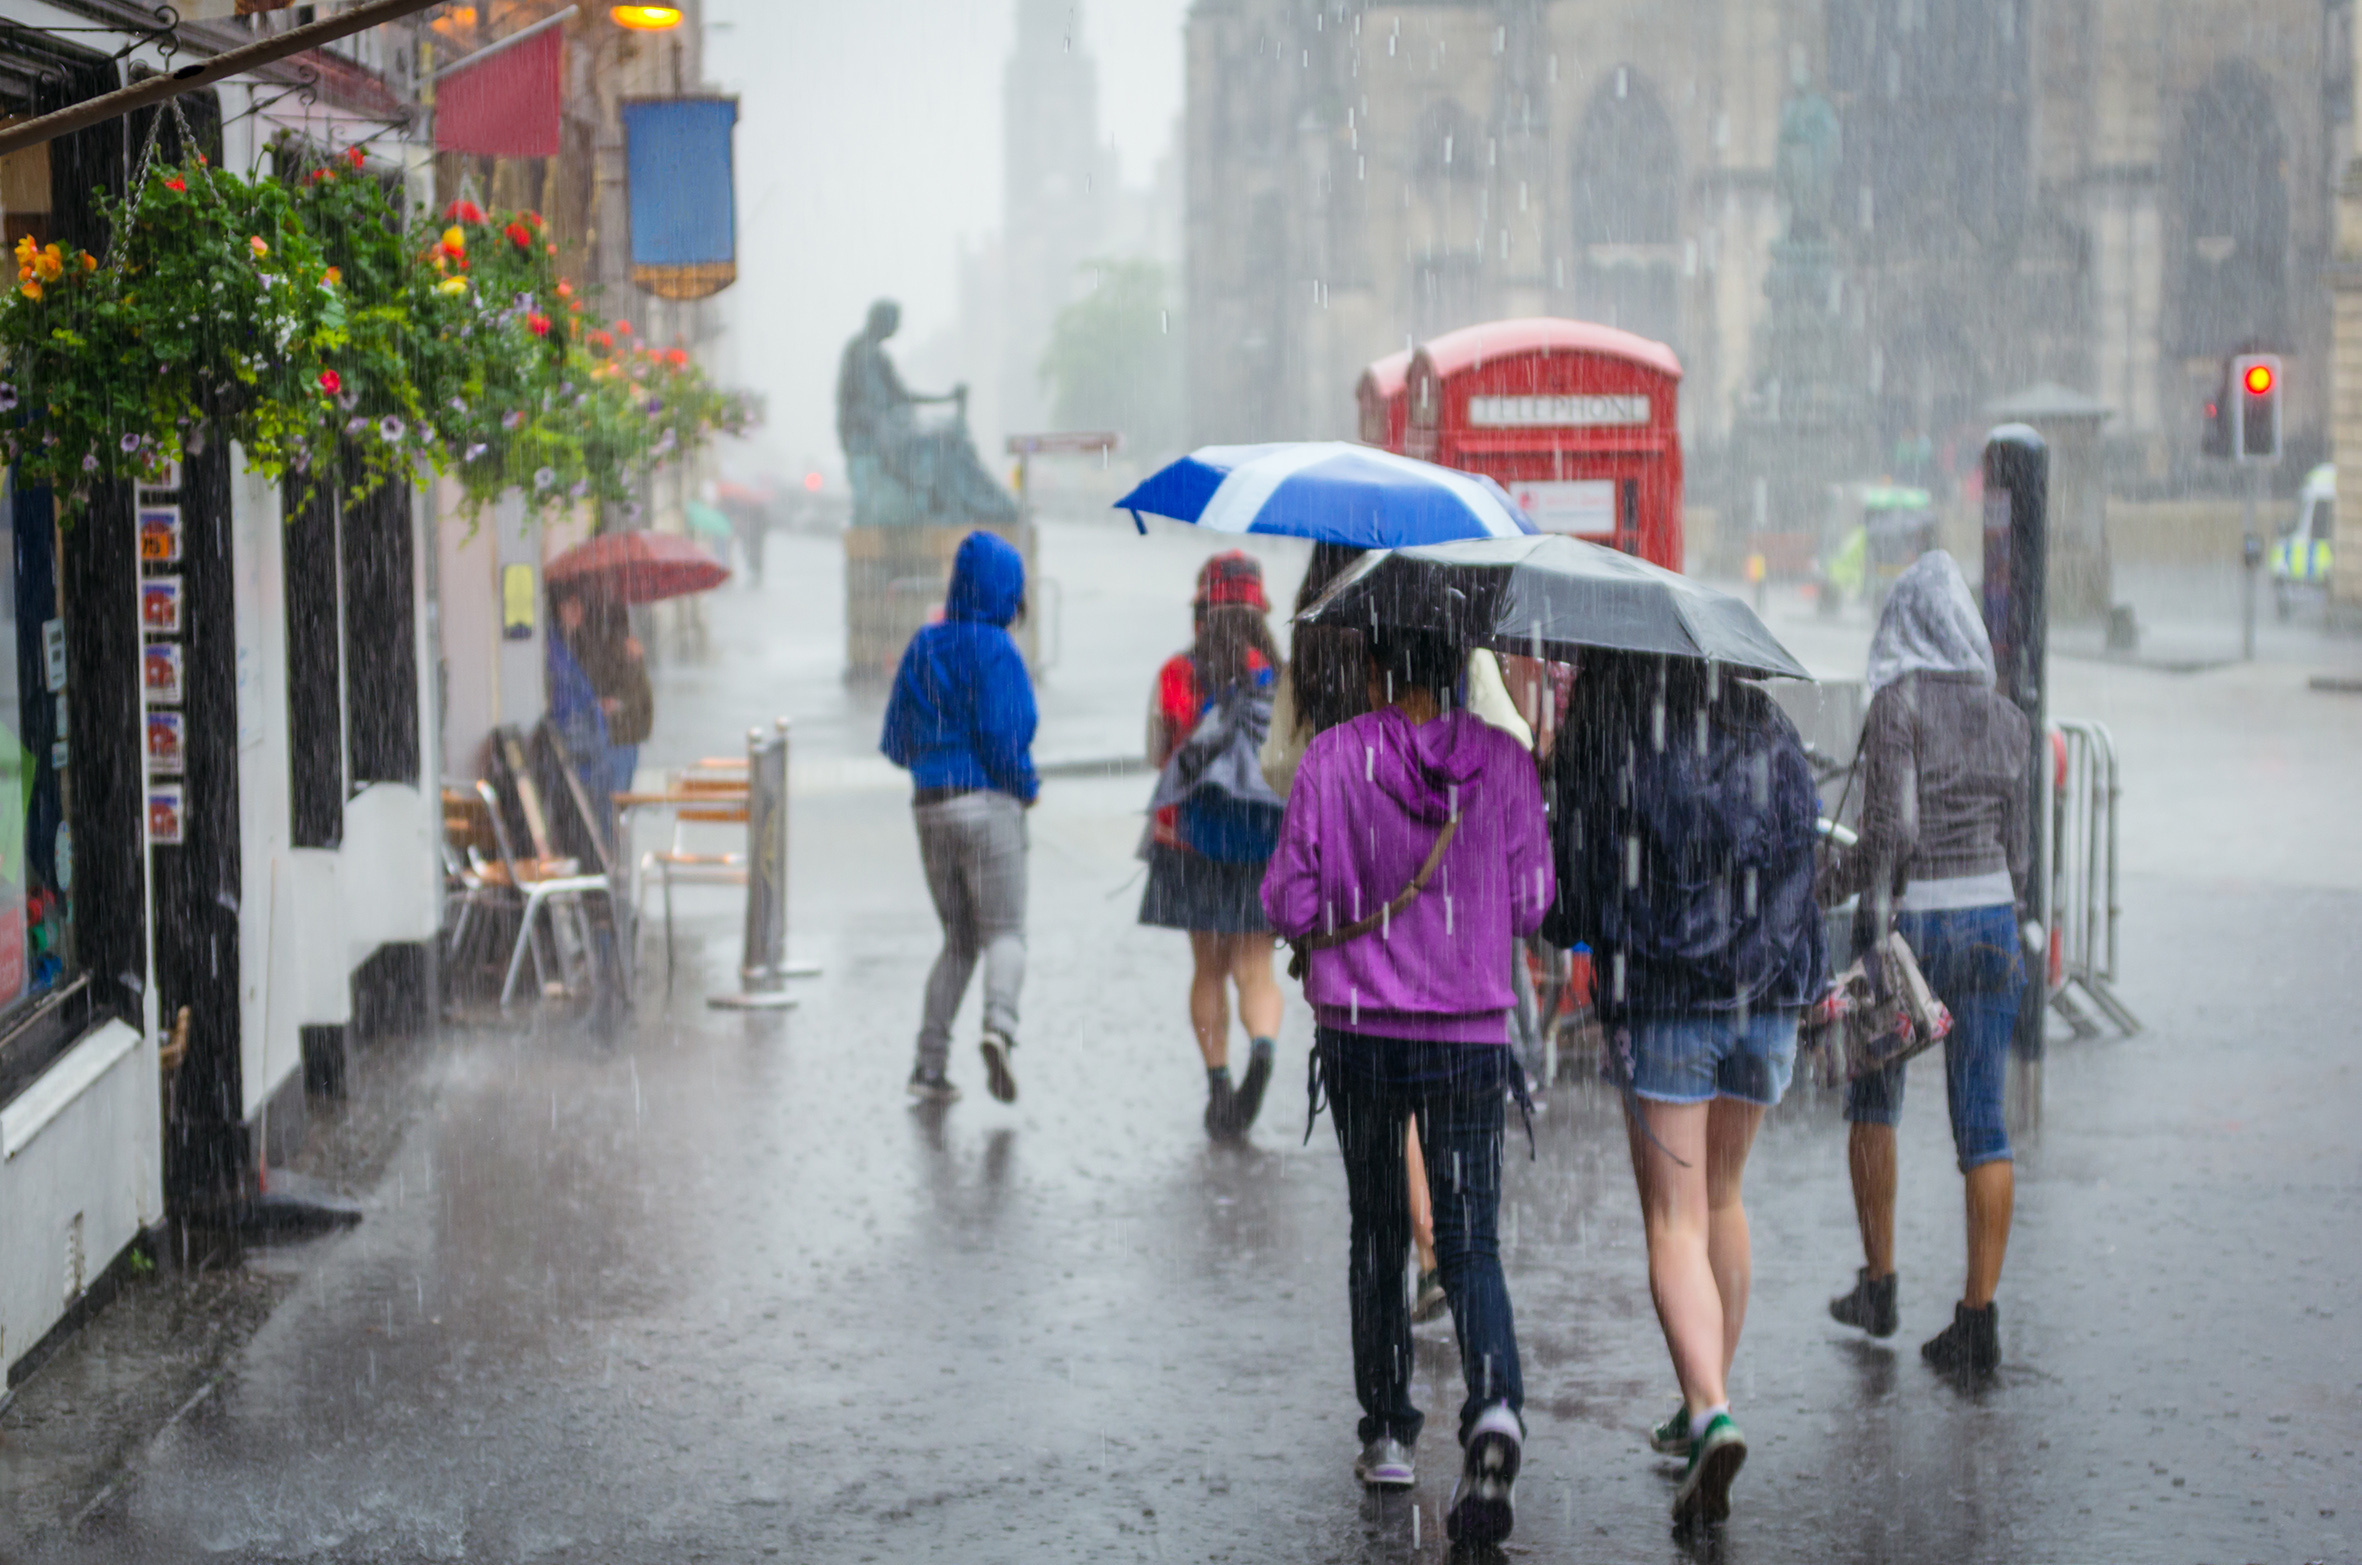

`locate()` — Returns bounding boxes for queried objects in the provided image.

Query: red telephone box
[1396,317,1684,570]
[1355,347,1412,449]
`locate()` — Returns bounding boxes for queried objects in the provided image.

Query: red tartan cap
[1194,550,1268,610]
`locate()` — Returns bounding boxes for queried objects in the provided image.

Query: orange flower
[345,144,366,169]
[79,252,95,271]
[19,280,40,300]
[32,247,64,281]
[440,225,467,255]
[665,348,689,367]
[248,235,270,259]
[323,266,342,286]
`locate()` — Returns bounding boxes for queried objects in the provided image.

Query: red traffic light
[2243,363,2275,396]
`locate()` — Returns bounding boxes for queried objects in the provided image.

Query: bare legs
[1406,1121,1438,1274]
[1847,1122,1898,1279]
[1845,1122,2015,1308]
[1963,1160,2013,1307]
[1627,1097,1767,1413]
[1187,931,1282,1069]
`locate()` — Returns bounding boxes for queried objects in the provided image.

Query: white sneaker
[1354,1434,1415,1489]
[1446,1403,1521,1544]
[978,1030,1017,1103]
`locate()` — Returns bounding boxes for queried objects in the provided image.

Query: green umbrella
[683,499,735,541]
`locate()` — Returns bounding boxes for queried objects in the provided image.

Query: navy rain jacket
[880,530,1039,803]
[1543,678,1826,1016]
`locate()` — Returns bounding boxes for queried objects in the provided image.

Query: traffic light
[2232,352,2281,463]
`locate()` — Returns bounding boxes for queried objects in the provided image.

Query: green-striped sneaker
[1647,1402,1691,1455]
[1671,1412,1746,1526]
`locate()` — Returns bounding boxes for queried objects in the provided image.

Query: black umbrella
[1300,533,1812,681]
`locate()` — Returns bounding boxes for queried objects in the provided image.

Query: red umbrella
[544,531,730,604]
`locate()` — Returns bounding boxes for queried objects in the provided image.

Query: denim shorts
[1623,1008,1800,1108]
[1844,904,2024,1170]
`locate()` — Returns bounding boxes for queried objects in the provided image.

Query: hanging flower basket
[0,140,758,521]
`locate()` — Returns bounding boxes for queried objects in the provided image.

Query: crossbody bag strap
[1287,813,1462,980]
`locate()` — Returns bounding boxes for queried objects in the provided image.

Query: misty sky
[701,0,1189,480]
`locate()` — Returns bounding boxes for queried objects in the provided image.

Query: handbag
[1285,814,1461,981]
[1806,926,1953,1081]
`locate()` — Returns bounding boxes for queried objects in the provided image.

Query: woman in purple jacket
[1262,626,1554,1548]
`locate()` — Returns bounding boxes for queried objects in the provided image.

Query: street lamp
[609,4,684,28]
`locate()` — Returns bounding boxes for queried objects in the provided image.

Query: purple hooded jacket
[1262,706,1554,1044]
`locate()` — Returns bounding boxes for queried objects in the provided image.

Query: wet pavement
[4,518,2360,1562]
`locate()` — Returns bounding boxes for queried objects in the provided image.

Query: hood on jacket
[1366,706,1498,825]
[1866,549,1993,693]
[945,530,1025,626]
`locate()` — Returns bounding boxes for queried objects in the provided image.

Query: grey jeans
[913,790,1028,1069]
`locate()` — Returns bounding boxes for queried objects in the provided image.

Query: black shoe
[1230,1037,1276,1132]
[1829,1268,1899,1338]
[1921,1300,2000,1378]
[1203,1068,1237,1138]
[906,1064,959,1103]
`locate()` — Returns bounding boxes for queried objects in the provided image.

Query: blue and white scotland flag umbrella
[1114,442,1539,547]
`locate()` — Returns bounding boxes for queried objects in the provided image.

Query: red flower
[613,319,633,336]
[505,222,532,250]
[318,369,342,395]
[588,329,614,350]
[555,280,573,297]
[527,313,551,337]
[165,176,186,192]
[545,242,557,256]
[442,199,487,225]
[345,144,366,169]
[665,348,689,367]
[527,211,545,229]
[310,168,333,183]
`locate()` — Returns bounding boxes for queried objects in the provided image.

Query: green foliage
[1037,258,1183,457]
[0,149,757,521]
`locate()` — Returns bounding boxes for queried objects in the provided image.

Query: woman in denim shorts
[1822,552,2031,1379]
[1545,652,1827,1528]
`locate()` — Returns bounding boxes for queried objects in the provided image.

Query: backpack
[1151,680,1286,864]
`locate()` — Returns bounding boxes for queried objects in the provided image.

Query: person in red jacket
[1140,552,1284,1138]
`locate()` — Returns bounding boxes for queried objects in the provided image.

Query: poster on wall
[141,576,183,634]
[146,711,185,775]
[143,642,183,705]
[147,784,185,847]
[138,505,182,565]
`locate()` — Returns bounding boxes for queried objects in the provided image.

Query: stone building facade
[1185,0,2350,505]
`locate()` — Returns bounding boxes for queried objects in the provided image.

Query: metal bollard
[708,718,822,1010]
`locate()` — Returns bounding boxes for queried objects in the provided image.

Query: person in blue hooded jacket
[881,530,1039,1104]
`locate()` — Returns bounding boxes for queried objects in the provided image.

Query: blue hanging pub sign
[620,96,740,300]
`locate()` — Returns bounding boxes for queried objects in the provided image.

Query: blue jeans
[1844,903,2025,1170]
[1623,1007,1800,1107]
[1316,1027,1521,1449]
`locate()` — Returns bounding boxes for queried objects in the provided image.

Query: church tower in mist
[999,0,1117,436]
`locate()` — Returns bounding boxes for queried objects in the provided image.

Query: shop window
[343,475,419,786]
[0,471,77,1028]
[284,479,344,849]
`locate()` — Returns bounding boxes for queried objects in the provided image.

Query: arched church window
[1569,68,1681,349]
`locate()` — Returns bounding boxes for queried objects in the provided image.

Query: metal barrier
[708,718,822,1011]
[2044,719,2138,1037]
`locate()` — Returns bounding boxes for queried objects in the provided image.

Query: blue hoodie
[880,530,1039,802]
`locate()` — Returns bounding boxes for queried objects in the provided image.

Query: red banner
[435,25,564,159]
